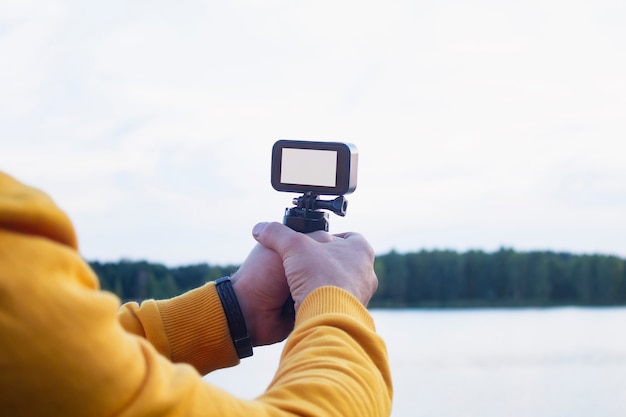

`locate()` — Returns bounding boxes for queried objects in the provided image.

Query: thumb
[252,222,301,257]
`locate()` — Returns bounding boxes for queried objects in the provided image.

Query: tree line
[90,248,626,308]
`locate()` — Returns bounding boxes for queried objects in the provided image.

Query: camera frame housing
[271,140,358,196]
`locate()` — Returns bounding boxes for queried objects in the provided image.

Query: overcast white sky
[1,0,625,266]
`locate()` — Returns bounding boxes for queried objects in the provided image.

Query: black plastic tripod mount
[283,193,348,233]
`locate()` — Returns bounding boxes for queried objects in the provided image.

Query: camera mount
[283,192,348,233]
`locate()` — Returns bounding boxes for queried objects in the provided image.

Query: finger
[333,231,376,258]
[333,231,370,245]
[252,222,309,256]
[306,230,335,243]
[333,231,360,239]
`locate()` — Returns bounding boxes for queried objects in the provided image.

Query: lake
[204,307,626,417]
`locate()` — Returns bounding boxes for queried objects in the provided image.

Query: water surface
[205,307,626,417]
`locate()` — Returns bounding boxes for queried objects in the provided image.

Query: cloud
[1,0,626,264]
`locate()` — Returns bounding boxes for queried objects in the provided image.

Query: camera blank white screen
[281,148,337,187]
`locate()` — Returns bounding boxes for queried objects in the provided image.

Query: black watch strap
[214,276,253,359]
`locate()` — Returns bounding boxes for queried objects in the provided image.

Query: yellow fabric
[0,171,393,417]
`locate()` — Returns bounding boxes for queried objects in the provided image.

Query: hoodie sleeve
[0,172,393,417]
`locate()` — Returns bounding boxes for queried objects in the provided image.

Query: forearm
[261,286,393,417]
[118,282,240,374]
[119,286,393,417]
[121,284,392,415]
[0,172,392,416]
[2,242,391,416]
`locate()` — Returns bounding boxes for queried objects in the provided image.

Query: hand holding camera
[233,139,373,337]
[252,222,378,311]
[265,140,375,310]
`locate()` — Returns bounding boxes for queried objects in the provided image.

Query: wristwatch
[214,276,253,359]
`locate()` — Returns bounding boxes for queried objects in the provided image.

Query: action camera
[271,140,358,196]
[271,140,358,233]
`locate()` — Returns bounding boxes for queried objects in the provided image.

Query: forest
[90,248,626,308]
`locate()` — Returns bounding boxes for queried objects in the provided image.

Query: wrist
[214,276,253,359]
[296,286,375,329]
[229,275,258,347]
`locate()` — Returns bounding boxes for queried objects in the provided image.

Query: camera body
[271,140,358,196]
[271,140,358,233]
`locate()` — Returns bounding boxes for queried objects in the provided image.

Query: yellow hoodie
[0,172,392,417]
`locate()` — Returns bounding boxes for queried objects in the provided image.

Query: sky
[1,0,625,266]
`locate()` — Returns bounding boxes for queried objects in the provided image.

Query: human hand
[230,226,337,346]
[251,222,378,311]
[229,243,291,347]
